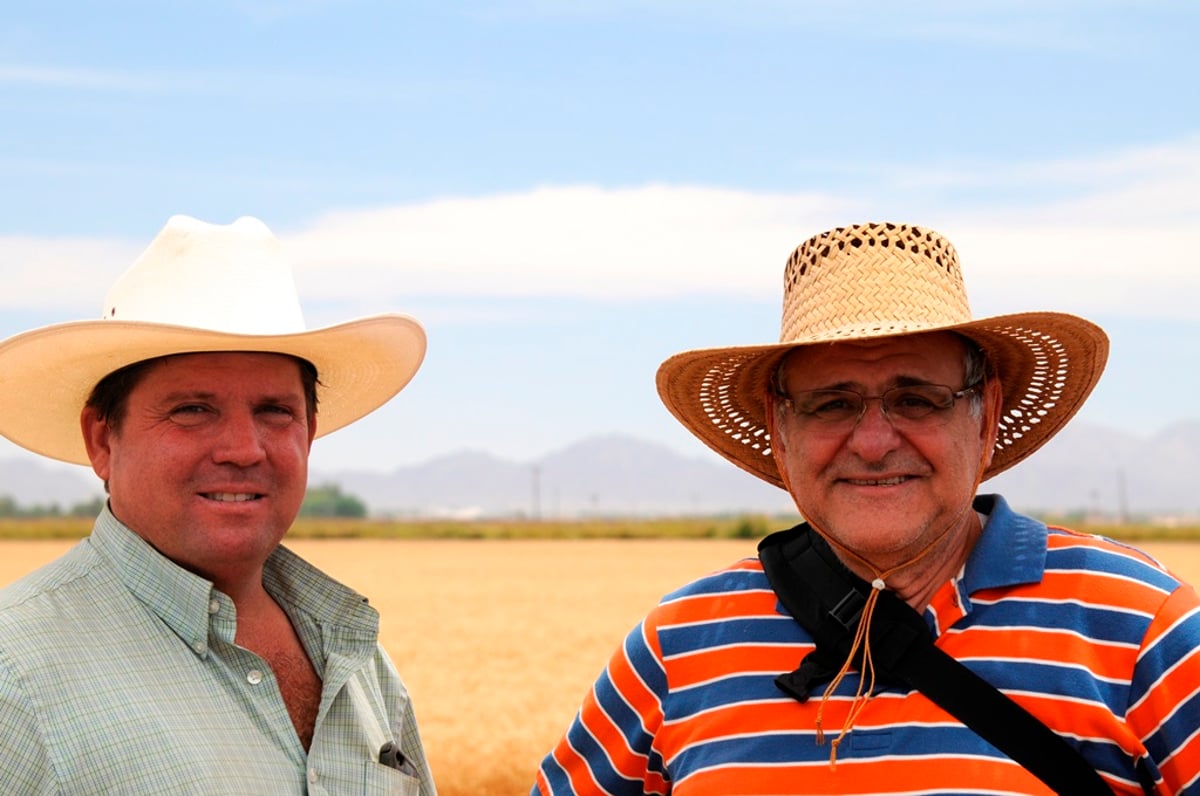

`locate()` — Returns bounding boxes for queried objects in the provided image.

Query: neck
[834,512,982,612]
[213,573,273,616]
[195,558,272,613]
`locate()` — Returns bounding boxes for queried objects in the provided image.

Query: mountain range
[6,420,1196,520]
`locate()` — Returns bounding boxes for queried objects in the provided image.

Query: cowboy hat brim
[0,314,426,466]
[656,310,1109,488]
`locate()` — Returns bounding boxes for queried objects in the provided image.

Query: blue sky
[1,1,1197,476]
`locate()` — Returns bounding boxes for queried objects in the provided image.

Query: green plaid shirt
[0,508,436,795]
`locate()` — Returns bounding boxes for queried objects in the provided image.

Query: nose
[211,411,267,467]
[844,396,903,461]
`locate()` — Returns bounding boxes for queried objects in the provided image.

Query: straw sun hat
[0,214,426,466]
[656,221,1109,489]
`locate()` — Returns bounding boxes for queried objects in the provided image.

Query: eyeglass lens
[787,384,969,430]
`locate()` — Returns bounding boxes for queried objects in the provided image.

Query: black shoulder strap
[759,525,1121,796]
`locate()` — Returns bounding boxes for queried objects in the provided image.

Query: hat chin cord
[765,391,996,768]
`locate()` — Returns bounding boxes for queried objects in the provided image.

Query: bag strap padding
[759,525,1118,795]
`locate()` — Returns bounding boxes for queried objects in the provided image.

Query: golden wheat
[2,538,1198,795]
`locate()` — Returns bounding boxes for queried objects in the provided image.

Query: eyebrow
[158,389,218,404]
[809,375,939,392]
[156,389,304,405]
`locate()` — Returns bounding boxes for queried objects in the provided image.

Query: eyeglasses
[778,382,982,434]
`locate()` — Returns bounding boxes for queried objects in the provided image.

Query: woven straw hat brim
[0,314,426,466]
[656,310,1108,489]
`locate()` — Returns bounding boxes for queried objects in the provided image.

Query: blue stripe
[962,596,1153,644]
[658,615,806,654]
[967,658,1131,707]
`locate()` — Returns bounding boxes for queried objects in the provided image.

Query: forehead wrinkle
[148,388,218,405]
[150,386,303,406]
[808,374,944,393]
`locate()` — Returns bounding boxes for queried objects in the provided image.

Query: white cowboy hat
[0,214,427,466]
[656,221,1109,488]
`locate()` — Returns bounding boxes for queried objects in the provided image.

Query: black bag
[757,524,1148,795]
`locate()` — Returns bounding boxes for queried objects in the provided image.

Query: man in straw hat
[0,216,436,793]
[533,222,1200,794]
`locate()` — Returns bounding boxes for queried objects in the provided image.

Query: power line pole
[531,464,541,520]
[1117,467,1129,524]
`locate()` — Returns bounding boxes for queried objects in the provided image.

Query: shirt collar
[962,493,1048,593]
[90,506,215,651]
[88,506,378,656]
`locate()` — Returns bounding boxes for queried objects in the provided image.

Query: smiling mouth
[202,493,264,502]
[844,476,911,486]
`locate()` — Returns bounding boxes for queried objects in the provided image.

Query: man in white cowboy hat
[0,216,436,794]
[533,222,1200,795]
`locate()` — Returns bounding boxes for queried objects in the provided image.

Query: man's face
[82,352,316,585]
[772,332,994,569]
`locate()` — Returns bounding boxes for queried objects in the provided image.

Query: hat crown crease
[0,214,427,466]
[103,215,307,335]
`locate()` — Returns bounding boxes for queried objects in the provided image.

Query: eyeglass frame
[773,381,986,435]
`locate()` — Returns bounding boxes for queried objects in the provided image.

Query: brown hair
[85,353,320,431]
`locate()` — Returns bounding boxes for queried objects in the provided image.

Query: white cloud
[0,65,166,92]
[1,138,1196,330]
[286,138,1200,321]
[928,139,1200,318]
[0,235,139,322]
[286,184,850,306]
[0,63,437,104]
[952,224,1198,320]
[474,0,1190,53]
[889,135,1200,221]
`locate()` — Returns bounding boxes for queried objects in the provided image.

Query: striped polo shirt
[533,494,1200,795]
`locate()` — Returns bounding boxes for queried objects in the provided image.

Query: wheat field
[2,538,1198,795]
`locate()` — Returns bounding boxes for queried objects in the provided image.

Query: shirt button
[192,641,206,655]
[308,767,319,784]
[208,598,220,615]
[247,669,264,685]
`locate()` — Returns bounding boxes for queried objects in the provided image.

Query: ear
[979,378,1004,467]
[306,414,318,450]
[765,390,788,453]
[81,407,114,482]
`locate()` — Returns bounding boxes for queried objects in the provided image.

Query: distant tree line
[0,495,105,518]
[299,483,368,518]
[0,483,369,519]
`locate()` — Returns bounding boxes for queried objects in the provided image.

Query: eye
[797,391,860,419]
[257,403,299,427]
[169,404,212,427]
[891,391,938,409]
[887,387,948,417]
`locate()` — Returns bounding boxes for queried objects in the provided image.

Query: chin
[822,521,924,552]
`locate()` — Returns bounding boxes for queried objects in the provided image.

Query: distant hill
[985,420,1200,518]
[322,435,794,518]
[321,422,1200,519]
[0,459,103,509]
[1,421,1198,519]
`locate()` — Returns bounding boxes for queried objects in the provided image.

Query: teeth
[849,477,906,486]
[206,493,259,502]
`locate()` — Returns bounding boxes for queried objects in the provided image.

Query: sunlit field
[2,535,1198,795]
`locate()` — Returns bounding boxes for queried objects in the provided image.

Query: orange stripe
[654,588,780,627]
[975,569,1168,614]
[577,689,652,783]
[656,691,959,753]
[1156,723,1200,794]
[601,641,663,736]
[940,624,1139,681]
[664,643,810,689]
[675,756,1058,795]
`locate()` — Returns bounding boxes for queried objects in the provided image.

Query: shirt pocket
[362,760,422,795]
